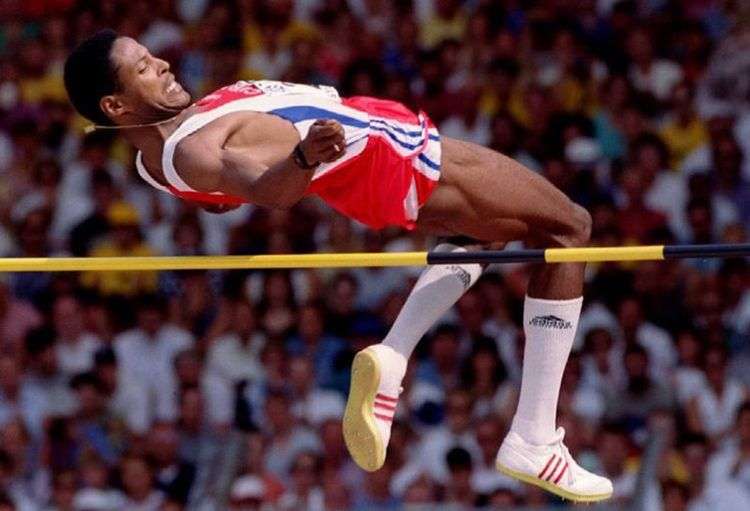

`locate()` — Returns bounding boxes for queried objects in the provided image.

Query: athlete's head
[64,29,191,127]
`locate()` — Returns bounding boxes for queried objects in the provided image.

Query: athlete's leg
[343,241,485,471]
[416,137,611,501]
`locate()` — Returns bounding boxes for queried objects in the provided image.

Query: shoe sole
[343,348,385,472]
[496,462,613,503]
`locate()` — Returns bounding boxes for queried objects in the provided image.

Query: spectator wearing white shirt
[287,356,344,427]
[262,389,322,482]
[23,327,76,419]
[581,327,627,394]
[707,402,750,489]
[604,345,675,428]
[52,295,101,378]
[0,354,49,441]
[207,300,265,385]
[683,434,750,511]
[113,296,193,424]
[92,347,151,436]
[277,452,325,511]
[617,296,676,383]
[470,416,520,496]
[439,86,491,146]
[59,132,124,231]
[559,353,606,425]
[173,349,233,430]
[672,330,708,406]
[415,389,482,484]
[626,28,683,102]
[687,345,748,442]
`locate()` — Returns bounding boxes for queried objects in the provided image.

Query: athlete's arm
[176,120,346,209]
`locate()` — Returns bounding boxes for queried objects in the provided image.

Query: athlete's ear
[100,94,127,121]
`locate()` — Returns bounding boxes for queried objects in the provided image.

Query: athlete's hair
[64,29,120,126]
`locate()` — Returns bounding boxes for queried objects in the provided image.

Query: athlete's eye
[138,64,148,74]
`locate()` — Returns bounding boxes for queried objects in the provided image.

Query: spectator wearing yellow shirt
[18,38,67,105]
[81,202,158,297]
[420,0,468,50]
[660,82,707,168]
[241,0,320,80]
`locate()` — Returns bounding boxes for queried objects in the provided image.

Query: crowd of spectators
[1,0,750,509]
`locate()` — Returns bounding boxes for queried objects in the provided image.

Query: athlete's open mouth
[166,82,179,94]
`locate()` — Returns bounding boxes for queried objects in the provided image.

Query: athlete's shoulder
[194,81,266,111]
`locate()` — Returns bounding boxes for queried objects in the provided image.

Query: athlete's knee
[561,204,592,248]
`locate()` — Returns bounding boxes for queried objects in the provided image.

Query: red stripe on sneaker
[374,401,396,411]
[538,455,556,479]
[375,393,398,403]
[374,412,393,422]
[546,457,563,481]
[553,462,569,484]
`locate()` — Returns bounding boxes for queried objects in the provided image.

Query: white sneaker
[495,428,613,503]
[343,344,406,471]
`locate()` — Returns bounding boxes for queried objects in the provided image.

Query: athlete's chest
[140,109,300,185]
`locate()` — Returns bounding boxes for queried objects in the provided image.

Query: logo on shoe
[529,315,572,329]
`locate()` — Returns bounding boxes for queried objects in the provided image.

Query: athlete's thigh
[418,137,579,242]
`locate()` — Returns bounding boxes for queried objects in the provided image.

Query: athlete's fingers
[318,144,346,162]
[313,131,346,146]
[309,124,341,139]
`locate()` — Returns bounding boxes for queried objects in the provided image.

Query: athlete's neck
[122,106,197,164]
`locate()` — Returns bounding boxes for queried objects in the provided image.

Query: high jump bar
[0,243,746,272]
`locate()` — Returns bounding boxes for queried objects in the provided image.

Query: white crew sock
[382,243,483,360]
[511,295,583,445]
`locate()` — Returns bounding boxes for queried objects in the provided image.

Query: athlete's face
[101,37,191,124]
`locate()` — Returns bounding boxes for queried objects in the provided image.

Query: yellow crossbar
[0,253,429,272]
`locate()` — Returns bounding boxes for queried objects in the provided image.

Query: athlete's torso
[136,80,370,204]
[135,80,441,229]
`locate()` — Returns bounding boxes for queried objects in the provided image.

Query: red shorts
[305,96,441,230]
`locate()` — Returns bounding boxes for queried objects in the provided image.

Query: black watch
[292,143,319,169]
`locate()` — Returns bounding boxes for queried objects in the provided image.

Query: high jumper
[64,30,612,502]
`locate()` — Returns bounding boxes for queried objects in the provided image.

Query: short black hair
[64,29,120,126]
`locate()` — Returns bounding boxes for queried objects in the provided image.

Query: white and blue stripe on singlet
[269,105,441,172]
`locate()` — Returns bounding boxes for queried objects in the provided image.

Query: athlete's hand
[299,119,346,164]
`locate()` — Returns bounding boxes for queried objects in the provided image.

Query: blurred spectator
[113,295,193,426]
[208,299,266,385]
[52,294,101,378]
[0,276,42,354]
[80,201,158,297]
[146,422,195,504]
[682,433,750,510]
[93,347,151,436]
[262,388,321,481]
[686,345,748,441]
[604,345,675,432]
[285,302,347,392]
[119,454,164,511]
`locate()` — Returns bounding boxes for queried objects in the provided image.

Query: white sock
[382,243,483,360]
[511,295,583,445]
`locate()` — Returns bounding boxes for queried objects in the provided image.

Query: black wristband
[292,143,319,169]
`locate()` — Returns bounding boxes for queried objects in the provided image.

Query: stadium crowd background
[1,0,750,509]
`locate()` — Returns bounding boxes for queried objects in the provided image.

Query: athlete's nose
[155,57,170,75]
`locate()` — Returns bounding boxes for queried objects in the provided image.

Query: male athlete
[64,30,612,501]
